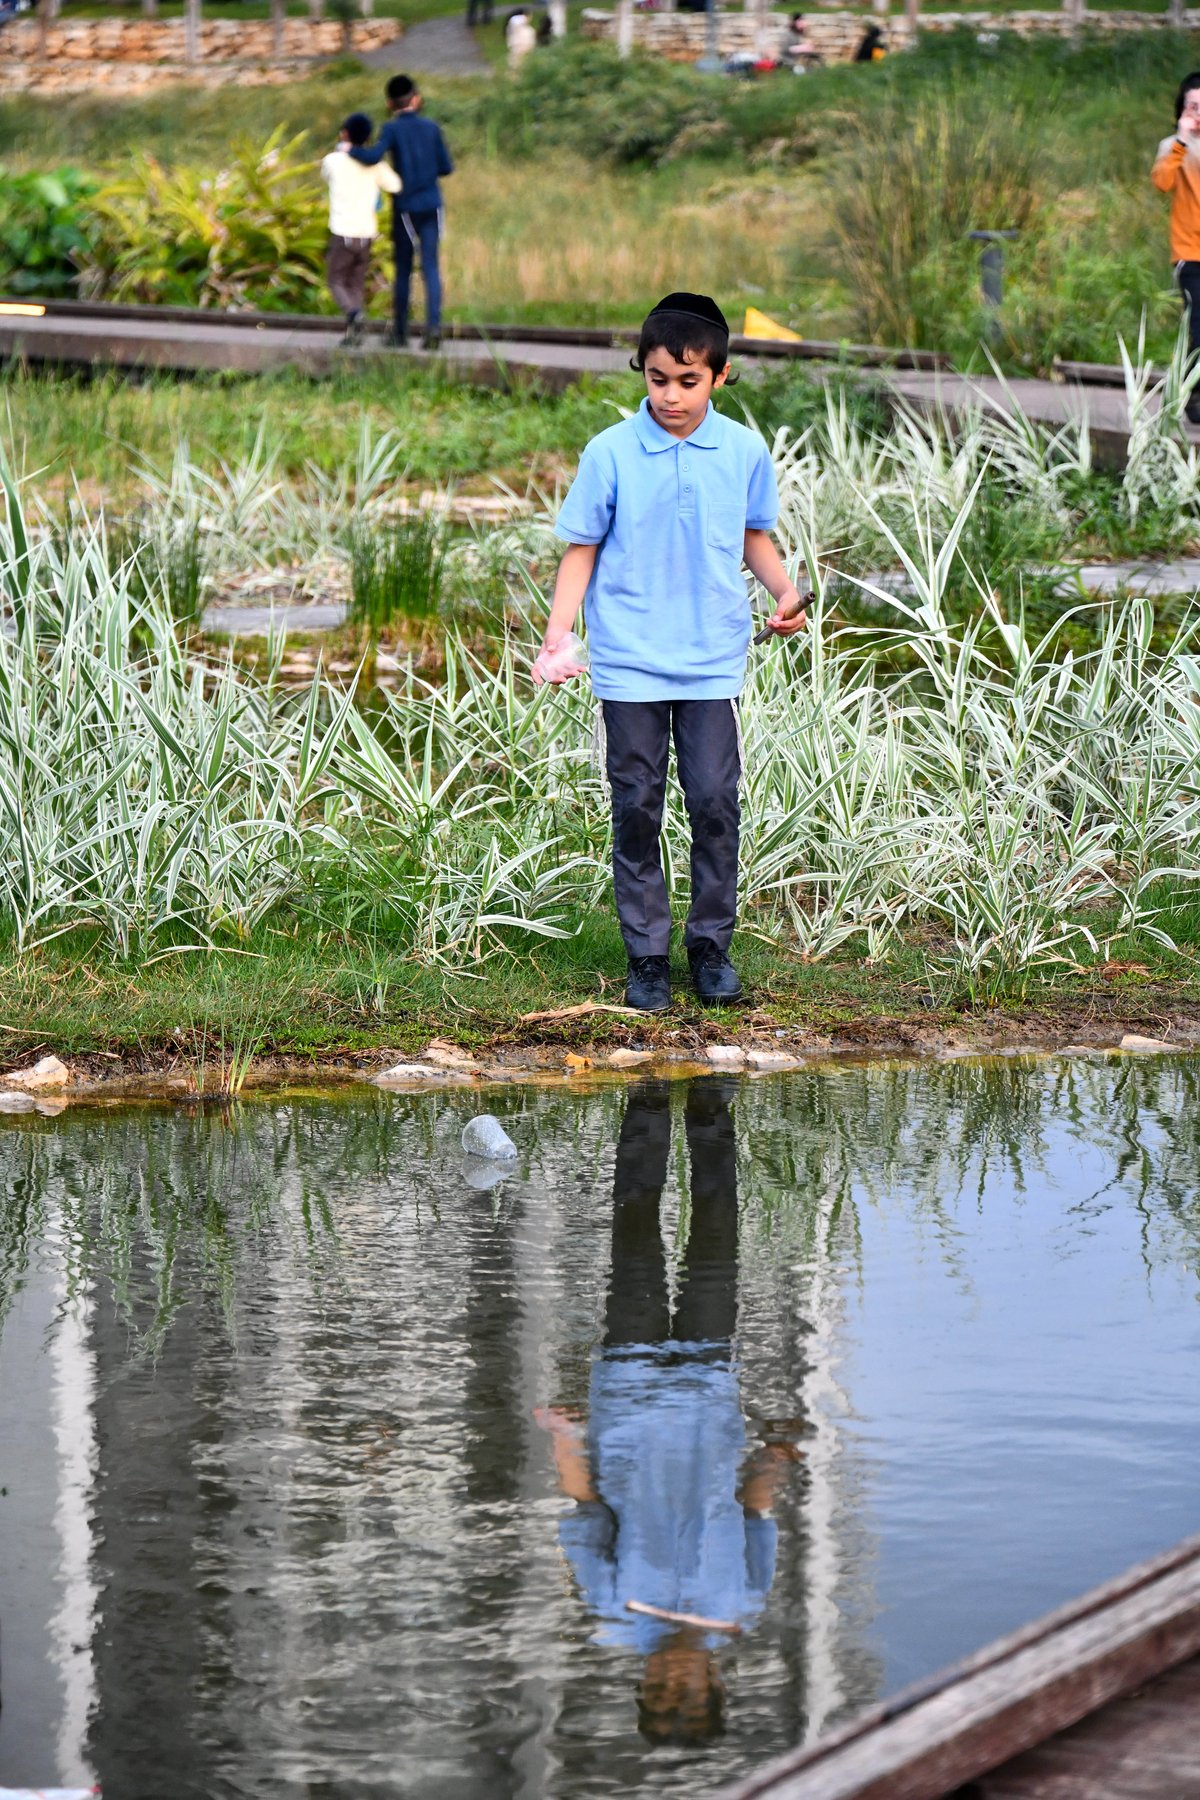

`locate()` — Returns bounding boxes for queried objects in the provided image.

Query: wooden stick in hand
[753,589,817,645]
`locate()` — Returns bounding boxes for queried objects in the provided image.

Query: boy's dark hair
[342,112,373,146]
[631,291,734,380]
[1177,71,1200,122]
[386,74,417,106]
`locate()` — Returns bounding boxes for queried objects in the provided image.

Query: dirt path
[358,11,493,76]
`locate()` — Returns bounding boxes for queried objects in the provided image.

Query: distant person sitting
[853,21,885,60]
[506,8,537,66]
[1153,71,1200,425]
[349,74,453,352]
[466,0,493,23]
[320,113,400,349]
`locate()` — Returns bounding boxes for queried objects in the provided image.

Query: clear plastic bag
[533,632,590,684]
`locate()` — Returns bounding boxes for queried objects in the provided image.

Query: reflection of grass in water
[6,1061,1200,1355]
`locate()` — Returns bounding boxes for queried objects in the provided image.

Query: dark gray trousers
[602,698,741,960]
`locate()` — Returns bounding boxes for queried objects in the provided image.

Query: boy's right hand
[532,629,586,685]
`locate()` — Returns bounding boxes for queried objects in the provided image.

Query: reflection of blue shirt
[349,113,454,216]
[554,399,778,703]
[558,1346,777,1654]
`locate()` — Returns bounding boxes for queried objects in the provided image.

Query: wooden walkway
[712,1534,1200,1800]
[887,370,1200,465]
[2,300,1194,459]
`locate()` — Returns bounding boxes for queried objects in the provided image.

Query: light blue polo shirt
[555,398,779,702]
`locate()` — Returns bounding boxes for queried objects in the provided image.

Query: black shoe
[625,955,671,1013]
[338,316,364,349]
[688,941,744,1004]
[1186,394,1200,426]
[382,329,408,349]
[424,329,442,352]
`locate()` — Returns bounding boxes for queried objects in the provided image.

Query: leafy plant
[0,166,95,297]
[77,128,330,312]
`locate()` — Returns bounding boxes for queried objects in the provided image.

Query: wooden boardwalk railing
[711,1533,1200,1800]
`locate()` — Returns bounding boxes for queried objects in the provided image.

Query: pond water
[2,1059,1199,1800]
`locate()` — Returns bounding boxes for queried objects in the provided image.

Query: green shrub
[0,166,95,297]
[78,126,331,311]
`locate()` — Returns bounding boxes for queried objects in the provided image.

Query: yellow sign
[742,307,802,342]
[0,303,47,317]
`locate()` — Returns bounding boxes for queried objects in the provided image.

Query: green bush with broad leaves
[0,166,96,297]
[77,126,339,311]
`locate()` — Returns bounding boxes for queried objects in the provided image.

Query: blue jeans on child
[393,208,442,341]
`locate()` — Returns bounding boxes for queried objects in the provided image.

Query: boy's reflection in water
[538,1079,794,1744]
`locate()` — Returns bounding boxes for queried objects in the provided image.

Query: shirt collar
[633,396,724,453]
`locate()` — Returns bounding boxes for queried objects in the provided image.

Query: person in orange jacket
[1153,71,1200,423]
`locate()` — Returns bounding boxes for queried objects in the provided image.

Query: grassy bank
[3,910,1197,1080]
[1,31,1197,363]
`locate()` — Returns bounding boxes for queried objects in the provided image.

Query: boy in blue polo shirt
[533,293,806,1013]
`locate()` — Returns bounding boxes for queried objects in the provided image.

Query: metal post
[615,0,633,55]
[142,0,158,17]
[969,228,1018,344]
[271,0,285,56]
[184,0,201,63]
[696,0,721,70]
[904,0,918,34]
[1170,0,1184,26]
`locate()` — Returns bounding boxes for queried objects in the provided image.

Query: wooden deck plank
[972,1658,1200,1800]
[710,1534,1200,1800]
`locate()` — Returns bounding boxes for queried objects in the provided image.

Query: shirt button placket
[679,452,694,517]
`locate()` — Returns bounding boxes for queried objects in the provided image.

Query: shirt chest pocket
[706,502,745,557]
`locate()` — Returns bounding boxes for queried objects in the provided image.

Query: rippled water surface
[2,1059,1200,1799]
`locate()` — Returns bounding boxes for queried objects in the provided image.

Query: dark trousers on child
[393,208,443,341]
[1179,262,1200,355]
[326,235,372,320]
[602,698,741,960]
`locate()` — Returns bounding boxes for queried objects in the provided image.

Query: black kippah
[647,292,730,334]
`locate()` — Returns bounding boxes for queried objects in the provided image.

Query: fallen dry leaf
[564,1052,593,1070]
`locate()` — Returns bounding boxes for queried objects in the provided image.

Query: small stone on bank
[6,1054,70,1090]
[373,1062,474,1085]
[745,1050,804,1070]
[607,1049,654,1068]
[707,1046,746,1067]
[1119,1033,1173,1053]
[0,1090,37,1112]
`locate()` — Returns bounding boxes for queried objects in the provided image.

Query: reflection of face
[637,1638,726,1745]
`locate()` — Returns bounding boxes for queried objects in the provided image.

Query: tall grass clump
[825,96,1042,349]
[349,512,449,632]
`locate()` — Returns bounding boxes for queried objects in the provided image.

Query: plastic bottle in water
[461,1114,518,1160]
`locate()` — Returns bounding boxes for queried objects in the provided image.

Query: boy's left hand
[766,589,808,636]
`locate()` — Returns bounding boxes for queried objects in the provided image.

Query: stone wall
[581,6,1200,61]
[0,16,402,92]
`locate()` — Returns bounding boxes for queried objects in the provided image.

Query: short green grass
[1,900,1195,1073]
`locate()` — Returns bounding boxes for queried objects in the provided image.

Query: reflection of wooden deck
[714,1534,1200,1800]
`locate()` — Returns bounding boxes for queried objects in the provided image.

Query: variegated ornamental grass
[4,340,1200,991]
